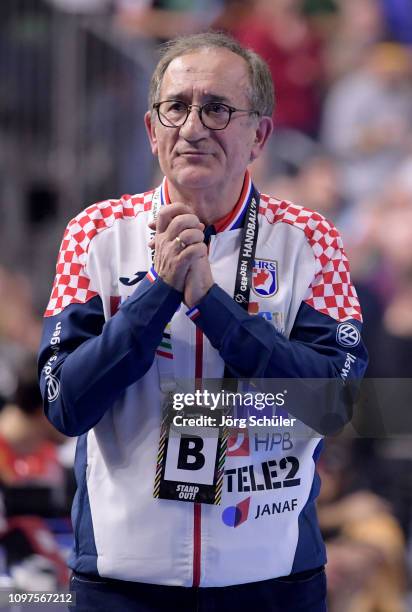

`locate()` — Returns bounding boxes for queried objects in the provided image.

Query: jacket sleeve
[190,287,367,379]
[38,214,181,437]
[189,225,368,434]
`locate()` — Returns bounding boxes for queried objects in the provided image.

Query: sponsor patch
[336,322,360,348]
[46,374,60,402]
[226,430,250,457]
[224,456,301,494]
[43,321,62,402]
[249,302,284,332]
[254,498,298,520]
[222,496,250,527]
[119,271,147,286]
[156,323,173,360]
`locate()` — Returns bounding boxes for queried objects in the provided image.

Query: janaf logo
[222,497,250,527]
[252,259,278,298]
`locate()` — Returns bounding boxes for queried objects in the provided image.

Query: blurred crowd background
[1,0,412,609]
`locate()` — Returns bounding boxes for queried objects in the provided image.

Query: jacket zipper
[193,502,202,586]
[193,326,203,586]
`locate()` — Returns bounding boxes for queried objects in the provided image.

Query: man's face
[145,48,270,193]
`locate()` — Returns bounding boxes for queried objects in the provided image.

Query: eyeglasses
[153,100,260,131]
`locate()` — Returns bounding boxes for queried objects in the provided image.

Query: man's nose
[180,106,208,138]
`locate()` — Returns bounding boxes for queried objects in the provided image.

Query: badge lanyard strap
[150,181,261,390]
[223,186,260,380]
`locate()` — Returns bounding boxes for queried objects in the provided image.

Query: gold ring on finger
[175,236,187,249]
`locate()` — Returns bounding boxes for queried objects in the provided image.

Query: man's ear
[144,110,158,155]
[250,116,273,163]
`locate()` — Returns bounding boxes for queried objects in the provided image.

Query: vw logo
[46,374,60,402]
[336,323,360,348]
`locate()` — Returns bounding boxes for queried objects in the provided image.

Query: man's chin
[173,166,221,191]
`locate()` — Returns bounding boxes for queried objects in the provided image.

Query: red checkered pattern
[44,191,154,317]
[259,195,362,322]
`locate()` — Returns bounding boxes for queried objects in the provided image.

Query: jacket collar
[160,171,253,234]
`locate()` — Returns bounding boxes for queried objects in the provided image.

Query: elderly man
[38,32,367,612]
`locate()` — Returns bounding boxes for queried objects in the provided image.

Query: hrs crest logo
[252,259,278,298]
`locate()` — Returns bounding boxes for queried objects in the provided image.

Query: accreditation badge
[153,398,229,505]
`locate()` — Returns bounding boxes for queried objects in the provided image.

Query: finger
[178,242,208,262]
[170,231,201,255]
[148,222,205,241]
[166,214,204,240]
[178,228,205,247]
[155,202,193,234]
[149,223,204,250]
[154,242,206,289]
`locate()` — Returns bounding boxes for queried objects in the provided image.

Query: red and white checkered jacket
[38,174,367,587]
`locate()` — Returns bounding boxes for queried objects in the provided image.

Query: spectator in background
[342,160,412,544]
[116,0,223,42]
[0,267,42,407]
[0,359,67,515]
[0,360,69,591]
[257,153,345,227]
[211,0,254,33]
[232,0,324,136]
[302,0,337,17]
[302,0,338,17]
[318,440,407,612]
[47,0,110,12]
[300,0,339,46]
[325,0,384,80]
[0,268,41,356]
[353,158,412,378]
[321,42,412,205]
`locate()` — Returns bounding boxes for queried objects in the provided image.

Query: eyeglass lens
[157,101,231,130]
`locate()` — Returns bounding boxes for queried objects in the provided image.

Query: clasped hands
[148,203,214,308]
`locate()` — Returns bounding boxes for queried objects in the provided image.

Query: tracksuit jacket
[38,171,368,587]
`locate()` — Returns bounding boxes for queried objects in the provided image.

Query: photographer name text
[172,414,296,429]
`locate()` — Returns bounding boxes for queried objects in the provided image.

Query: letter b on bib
[164,427,219,485]
[177,436,205,471]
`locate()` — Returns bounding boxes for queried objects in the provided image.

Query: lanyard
[224,185,260,380]
[232,186,260,309]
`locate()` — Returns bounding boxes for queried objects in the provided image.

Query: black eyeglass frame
[152,100,260,131]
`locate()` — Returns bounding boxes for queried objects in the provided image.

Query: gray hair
[148,31,274,117]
